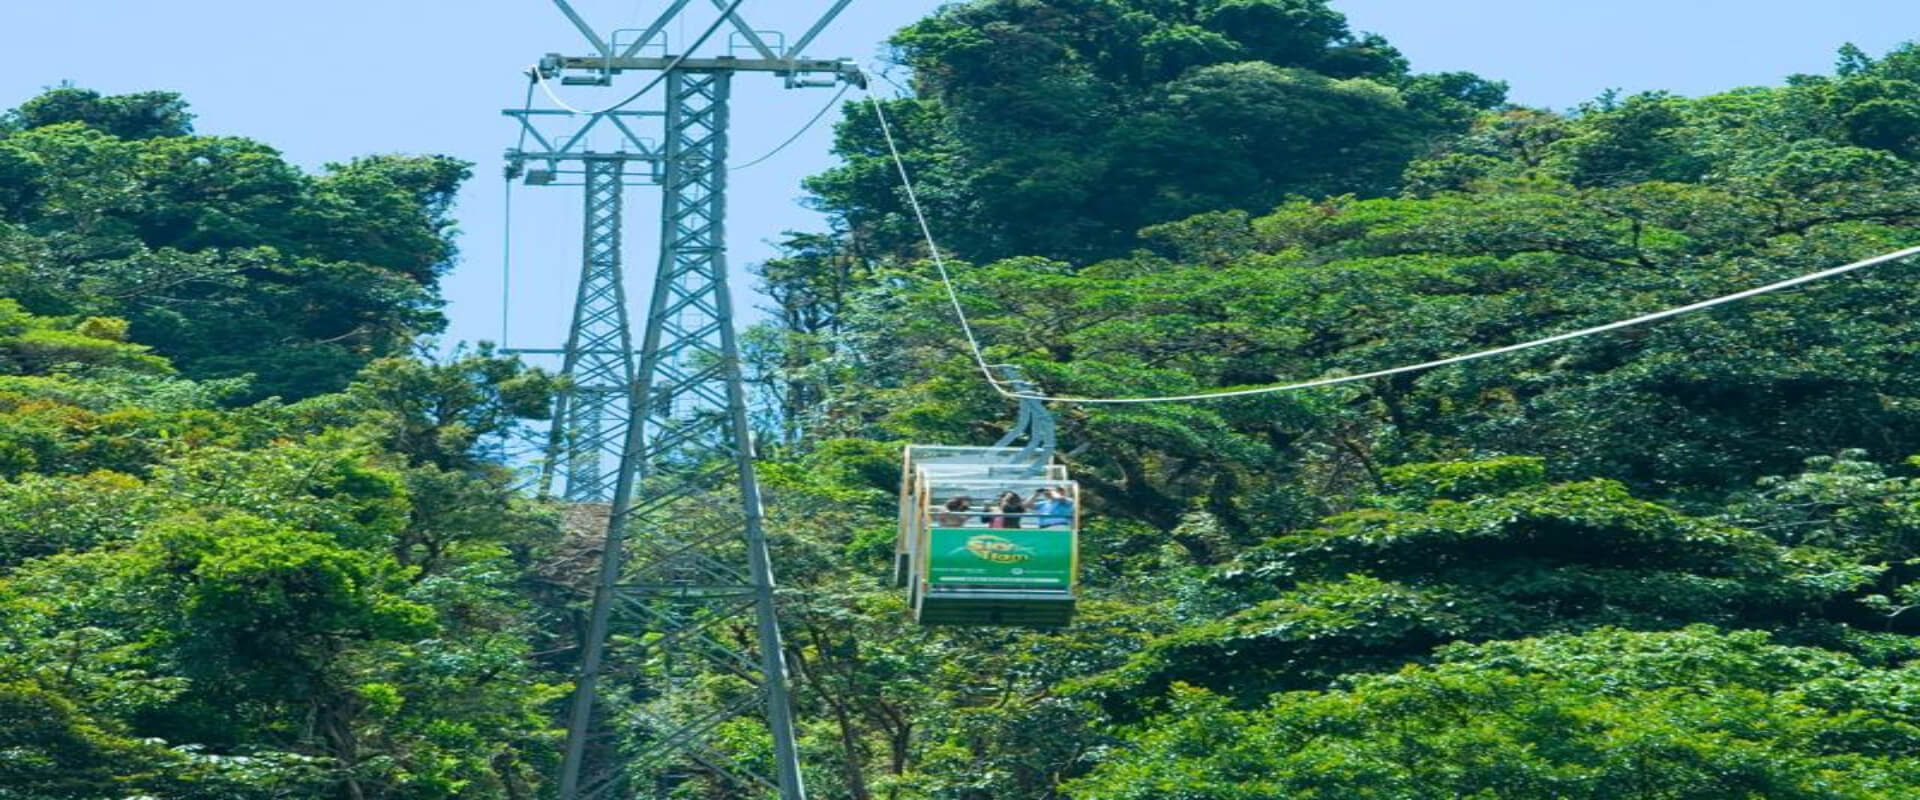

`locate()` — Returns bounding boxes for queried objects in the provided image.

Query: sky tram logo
[956,535,1032,564]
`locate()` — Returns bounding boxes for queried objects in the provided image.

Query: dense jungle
[8,1,1920,798]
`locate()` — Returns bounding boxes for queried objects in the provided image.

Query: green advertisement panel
[927,528,1073,590]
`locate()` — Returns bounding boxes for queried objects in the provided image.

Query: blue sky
[1,1,1916,356]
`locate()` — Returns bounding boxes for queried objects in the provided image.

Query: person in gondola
[935,496,972,527]
[986,491,1025,529]
[1033,488,1073,528]
[1028,489,1051,516]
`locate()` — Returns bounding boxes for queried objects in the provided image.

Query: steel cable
[867,93,1920,405]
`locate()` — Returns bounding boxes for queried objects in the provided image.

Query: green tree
[1068,627,1920,799]
[0,89,470,400]
[4,87,194,140]
[808,0,1504,263]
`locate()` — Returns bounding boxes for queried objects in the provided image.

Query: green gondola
[895,445,1080,626]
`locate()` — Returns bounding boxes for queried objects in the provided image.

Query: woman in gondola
[935,496,973,527]
[986,491,1025,529]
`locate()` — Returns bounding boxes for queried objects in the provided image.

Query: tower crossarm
[545,54,865,87]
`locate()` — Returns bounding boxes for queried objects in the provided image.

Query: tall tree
[807,0,1504,263]
[0,89,470,401]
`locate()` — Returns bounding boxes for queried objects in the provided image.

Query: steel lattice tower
[555,158,634,500]
[505,3,862,798]
[502,108,661,502]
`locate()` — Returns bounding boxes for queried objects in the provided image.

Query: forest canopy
[0,87,468,401]
[9,1,1920,798]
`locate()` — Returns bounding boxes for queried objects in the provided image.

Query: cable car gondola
[894,377,1079,627]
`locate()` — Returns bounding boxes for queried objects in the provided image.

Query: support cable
[866,95,1009,388]
[502,177,514,347]
[865,94,1920,405]
[531,0,746,116]
[502,79,535,349]
[865,60,912,97]
[731,83,850,171]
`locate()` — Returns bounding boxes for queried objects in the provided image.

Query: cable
[867,95,1008,388]
[866,61,913,97]
[505,79,534,349]
[866,95,1920,404]
[514,79,535,152]
[730,83,850,171]
[502,177,514,348]
[530,0,746,116]
[1022,244,1920,403]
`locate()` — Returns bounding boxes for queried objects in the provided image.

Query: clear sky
[1,1,1916,358]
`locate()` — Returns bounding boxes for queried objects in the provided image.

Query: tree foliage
[0,88,557,800]
[1068,627,1920,799]
[14,14,1920,800]
[807,0,1504,263]
[0,89,467,401]
[733,31,1920,800]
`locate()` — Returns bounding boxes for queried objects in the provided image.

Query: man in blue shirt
[1033,488,1074,528]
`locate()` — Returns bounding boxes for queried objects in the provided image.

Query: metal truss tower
[556,157,632,499]
[504,109,661,502]
[505,3,861,798]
